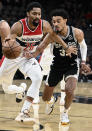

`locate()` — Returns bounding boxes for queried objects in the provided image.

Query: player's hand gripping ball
[2,39,22,59]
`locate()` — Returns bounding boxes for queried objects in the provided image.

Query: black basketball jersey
[51,26,79,69]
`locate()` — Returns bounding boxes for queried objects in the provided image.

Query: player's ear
[27,12,29,17]
[65,19,67,23]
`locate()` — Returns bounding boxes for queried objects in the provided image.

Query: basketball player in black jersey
[27,9,91,125]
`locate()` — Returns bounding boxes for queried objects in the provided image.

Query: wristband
[81,61,86,64]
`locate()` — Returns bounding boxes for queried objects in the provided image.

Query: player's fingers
[66,53,71,57]
[73,50,77,55]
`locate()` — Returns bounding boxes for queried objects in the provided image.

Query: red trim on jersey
[0,56,5,67]
[20,18,43,35]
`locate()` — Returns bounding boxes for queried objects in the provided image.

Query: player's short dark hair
[26,2,42,12]
[50,9,69,19]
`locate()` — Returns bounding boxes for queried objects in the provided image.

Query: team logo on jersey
[25,31,30,34]
[17,34,43,43]
[68,35,73,40]
[22,37,41,42]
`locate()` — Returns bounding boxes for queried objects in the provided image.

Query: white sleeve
[79,39,87,62]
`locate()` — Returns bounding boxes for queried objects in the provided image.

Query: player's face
[27,8,41,26]
[52,16,67,33]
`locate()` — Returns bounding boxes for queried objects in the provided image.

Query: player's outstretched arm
[43,20,69,49]
[31,20,77,58]
[43,20,77,54]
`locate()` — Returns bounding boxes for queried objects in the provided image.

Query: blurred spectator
[85,55,92,81]
[0,0,91,29]
[0,1,3,11]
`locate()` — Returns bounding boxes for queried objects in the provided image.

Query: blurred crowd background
[0,0,92,81]
[0,0,92,29]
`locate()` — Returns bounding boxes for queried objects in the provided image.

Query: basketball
[2,39,22,59]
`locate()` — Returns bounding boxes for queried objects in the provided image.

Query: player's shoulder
[73,27,84,40]
[73,27,84,37]
[42,19,51,27]
[0,20,10,30]
[0,18,9,24]
[42,19,52,34]
[0,20,7,25]
[11,20,23,37]
[13,18,26,29]
[11,20,22,30]
[19,18,26,23]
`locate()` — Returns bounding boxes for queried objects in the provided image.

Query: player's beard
[52,26,61,34]
[32,19,40,26]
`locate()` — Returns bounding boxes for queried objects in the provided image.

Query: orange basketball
[2,39,22,59]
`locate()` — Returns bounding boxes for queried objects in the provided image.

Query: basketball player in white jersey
[26,9,91,124]
[0,20,39,103]
[0,2,77,123]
